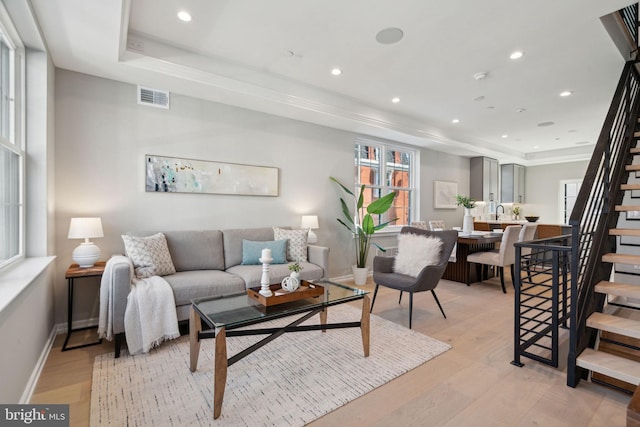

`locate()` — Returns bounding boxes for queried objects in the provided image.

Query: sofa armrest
[307,245,329,278]
[110,259,134,335]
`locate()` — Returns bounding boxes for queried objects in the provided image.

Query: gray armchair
[371,227,458,328]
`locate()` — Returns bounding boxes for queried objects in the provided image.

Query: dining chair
[428,220,446,231]
[518,223,538,279]
[371,227,458,328]
[466,225,521,293]
[410,221,428,229]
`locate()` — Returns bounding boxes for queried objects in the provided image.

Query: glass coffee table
[189,279,370,419]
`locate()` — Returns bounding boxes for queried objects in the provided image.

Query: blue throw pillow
[241,239,287,265]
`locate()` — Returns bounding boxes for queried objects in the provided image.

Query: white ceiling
[28,0,636,165]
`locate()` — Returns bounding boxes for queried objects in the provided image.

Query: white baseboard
[54,316,99,334]
[20,326,57,404]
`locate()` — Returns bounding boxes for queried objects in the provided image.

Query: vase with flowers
[456,195,476,234]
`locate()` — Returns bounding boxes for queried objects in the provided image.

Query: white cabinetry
[501,163,526,203]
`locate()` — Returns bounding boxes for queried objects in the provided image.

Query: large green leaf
[374,217,399,231]
[367,191,396,214]
[356,184,365,210]
[329,176,354,197]
[361,213,375,235]
[339,198,353,223]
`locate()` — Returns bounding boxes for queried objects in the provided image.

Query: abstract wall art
[434,180,458,209]
[145,155,279,196]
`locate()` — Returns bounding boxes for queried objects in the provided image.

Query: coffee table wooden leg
[213,327,227,420]
[361,295,370,357]
[189,306,202,372]
[320,308,327,332]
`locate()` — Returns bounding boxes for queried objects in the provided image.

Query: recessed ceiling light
[501,134,508,138]
[516,108,527,113]
[510,51,524,60]
[452,119,460,124]
[533,145,540,149]
[177,10,192,22]
[560,91,573,97]
[473,72,488,81]
[537,121,555,127]
[391,97,400,103]
[473,95,485,102]
[375,27,404,44]
[331,68,342,76]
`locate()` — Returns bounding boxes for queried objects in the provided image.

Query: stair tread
[610,228,640,236]
[615,205,640,211]
[622,183,640,190]
[632,148,640,154]
[595,281,640,298]
[602,253,640,264]
[577,348,640,385]
[587,312,640,339]
[627,165,640,171]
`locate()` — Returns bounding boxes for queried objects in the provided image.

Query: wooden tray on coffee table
[247,280,324,306]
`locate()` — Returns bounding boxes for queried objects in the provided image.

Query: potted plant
[288,262,303,279]
[456,195,476,234]
[330,177,397,285]
[513,205,521,220]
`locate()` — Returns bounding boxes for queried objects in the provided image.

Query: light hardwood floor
[31,275,631,426]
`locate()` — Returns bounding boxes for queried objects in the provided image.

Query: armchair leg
[370,284,380,314]
[399,291,403,304]
[499,267,506,294]
[409,292,414,329]
[431,290,447,319]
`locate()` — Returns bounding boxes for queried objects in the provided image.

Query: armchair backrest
[499,225,521,266]
[518,223,538,256]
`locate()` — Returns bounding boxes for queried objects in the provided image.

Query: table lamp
[300,215,319,244]
[68,217,104,267]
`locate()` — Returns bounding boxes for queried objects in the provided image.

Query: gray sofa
[108,227,329,357]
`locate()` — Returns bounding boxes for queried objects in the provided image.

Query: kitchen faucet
[495,204,504,220]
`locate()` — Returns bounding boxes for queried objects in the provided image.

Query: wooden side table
[62,261,105,351]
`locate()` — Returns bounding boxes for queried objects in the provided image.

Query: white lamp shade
[68,217,104,239]
[300,215,319,229]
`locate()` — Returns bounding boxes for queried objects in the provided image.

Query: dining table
[443,231,504,284]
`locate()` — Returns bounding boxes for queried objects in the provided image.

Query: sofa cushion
[241,239,287,265]
[121,233,176,278]
[273,227,308,262]
[226,261,323,288]
[223,227,278,269]
[126,230,225,271]
[163,270,246,306]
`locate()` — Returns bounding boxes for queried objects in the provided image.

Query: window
[0,22,23,268]
[354,140,417,229]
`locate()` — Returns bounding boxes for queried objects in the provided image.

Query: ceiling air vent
[137,86,170,109]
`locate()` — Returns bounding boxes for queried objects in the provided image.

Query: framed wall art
[434,180,458,209]
[145,155,279,196]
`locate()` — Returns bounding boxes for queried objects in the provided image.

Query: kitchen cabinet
[470,157,499,203]
[501,163,526,203]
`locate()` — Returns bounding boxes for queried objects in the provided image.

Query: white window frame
[0,7,25,270]
[354,138,419,233]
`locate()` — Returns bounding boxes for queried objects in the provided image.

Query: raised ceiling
[30,0,635,164]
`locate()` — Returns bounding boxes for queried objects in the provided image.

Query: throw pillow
[121,233,176,278]
[241,239,288,265]
[393,233,443,277]
[273,227,308,262]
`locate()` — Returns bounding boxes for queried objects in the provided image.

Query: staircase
[575,131,640,391]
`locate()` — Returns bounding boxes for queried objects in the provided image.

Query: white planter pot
[463,208,474,234]
[352,265,369,286]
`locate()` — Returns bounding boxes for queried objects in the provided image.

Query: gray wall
[524,160,589,224]
[53,69,474,324]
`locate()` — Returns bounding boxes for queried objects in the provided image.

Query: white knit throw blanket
[124,276,180,355]
[98,256,133,341]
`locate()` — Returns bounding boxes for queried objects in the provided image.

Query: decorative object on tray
[259,248,273,297]
[525,216,539,222]
[330,176,398,285]
[281,276,300,292]
[456,195,476,235]
[247,281,324,306]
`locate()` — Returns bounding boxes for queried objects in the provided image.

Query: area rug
[90,304,450,426]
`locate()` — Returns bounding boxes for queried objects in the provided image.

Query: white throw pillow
[122,232,176,278]
[273,227,308,262]
[393,233,443,277]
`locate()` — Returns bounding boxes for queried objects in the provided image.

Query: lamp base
[72,242,101,268]
[307,230,318,244]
